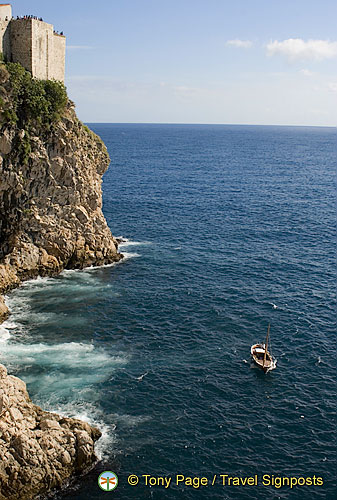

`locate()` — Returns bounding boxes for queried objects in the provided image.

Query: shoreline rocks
[0,364,101,500]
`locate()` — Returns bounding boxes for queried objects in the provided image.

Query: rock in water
[0,364,101,499]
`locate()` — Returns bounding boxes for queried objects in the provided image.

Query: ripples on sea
[1,125,335,499]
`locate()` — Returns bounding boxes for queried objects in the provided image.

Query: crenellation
[0,4,65,81]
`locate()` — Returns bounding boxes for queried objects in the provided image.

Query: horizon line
[84,122,336,128]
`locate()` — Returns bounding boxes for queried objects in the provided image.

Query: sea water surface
[0,125,336,499]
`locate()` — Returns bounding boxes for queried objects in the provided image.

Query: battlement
[0,4,65,82]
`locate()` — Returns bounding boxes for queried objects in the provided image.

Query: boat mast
[263,324,270,368]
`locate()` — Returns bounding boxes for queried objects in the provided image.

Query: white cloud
[300,69,315,77]
[266,38,337,62]
[226,39,253,49]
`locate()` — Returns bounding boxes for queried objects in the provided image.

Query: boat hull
[251,343,275,373]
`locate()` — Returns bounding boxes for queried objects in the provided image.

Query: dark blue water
[1,125,336,499]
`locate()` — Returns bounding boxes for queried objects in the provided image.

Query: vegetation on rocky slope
[0,61,67,130]
[0,61,107,165]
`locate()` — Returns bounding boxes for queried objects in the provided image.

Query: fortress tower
[0,4,65,82]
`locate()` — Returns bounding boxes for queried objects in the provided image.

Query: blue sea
[0,124,336,499]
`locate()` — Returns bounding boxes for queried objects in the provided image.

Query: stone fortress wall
[0,18,11,56]
[50,32,66,82]
[0,4,12,55]
[0,4,65,82]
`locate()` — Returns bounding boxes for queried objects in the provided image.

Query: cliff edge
[0,62,122,321]
[0,62,122,497]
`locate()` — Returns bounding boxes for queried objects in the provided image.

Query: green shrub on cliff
[1,62,67,129]
[0,63,9,83]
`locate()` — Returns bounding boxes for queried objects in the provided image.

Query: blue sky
[11,1,337,125]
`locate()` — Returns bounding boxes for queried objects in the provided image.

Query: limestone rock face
[0,98,122,310]
[0,364,101,500]
[0,66,122,498]
[0,296,9,322]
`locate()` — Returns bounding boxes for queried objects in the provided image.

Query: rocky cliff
[0,62,122,497]
[0,62,122,321]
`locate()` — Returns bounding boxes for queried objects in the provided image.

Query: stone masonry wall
[0,12,65,81]
[9,19,32,72]
[0,4,11,58]
[52,33,66,82]
[0,19,10,56]
[31,19,53,80]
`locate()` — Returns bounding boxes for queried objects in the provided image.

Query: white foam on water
[119,239,151,247]
[0,339,130,460]
[116,238,147,260]
[75,262,118,272]
[5,293,31,313]
[122,251,141,259]
[0,306,24,342]
[17,275,59,289]
[1,320,17,330]
[61,268,91,275]
[1,342,129,398]
[112,412,152,428]
[1,341,128,371]
[62,250,141,274]
[266,359,277,373]
[0,246,143,460]
[0,325,11,343]
[2,264,123,340]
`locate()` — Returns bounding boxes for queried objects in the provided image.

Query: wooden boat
[251,324,276,373]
